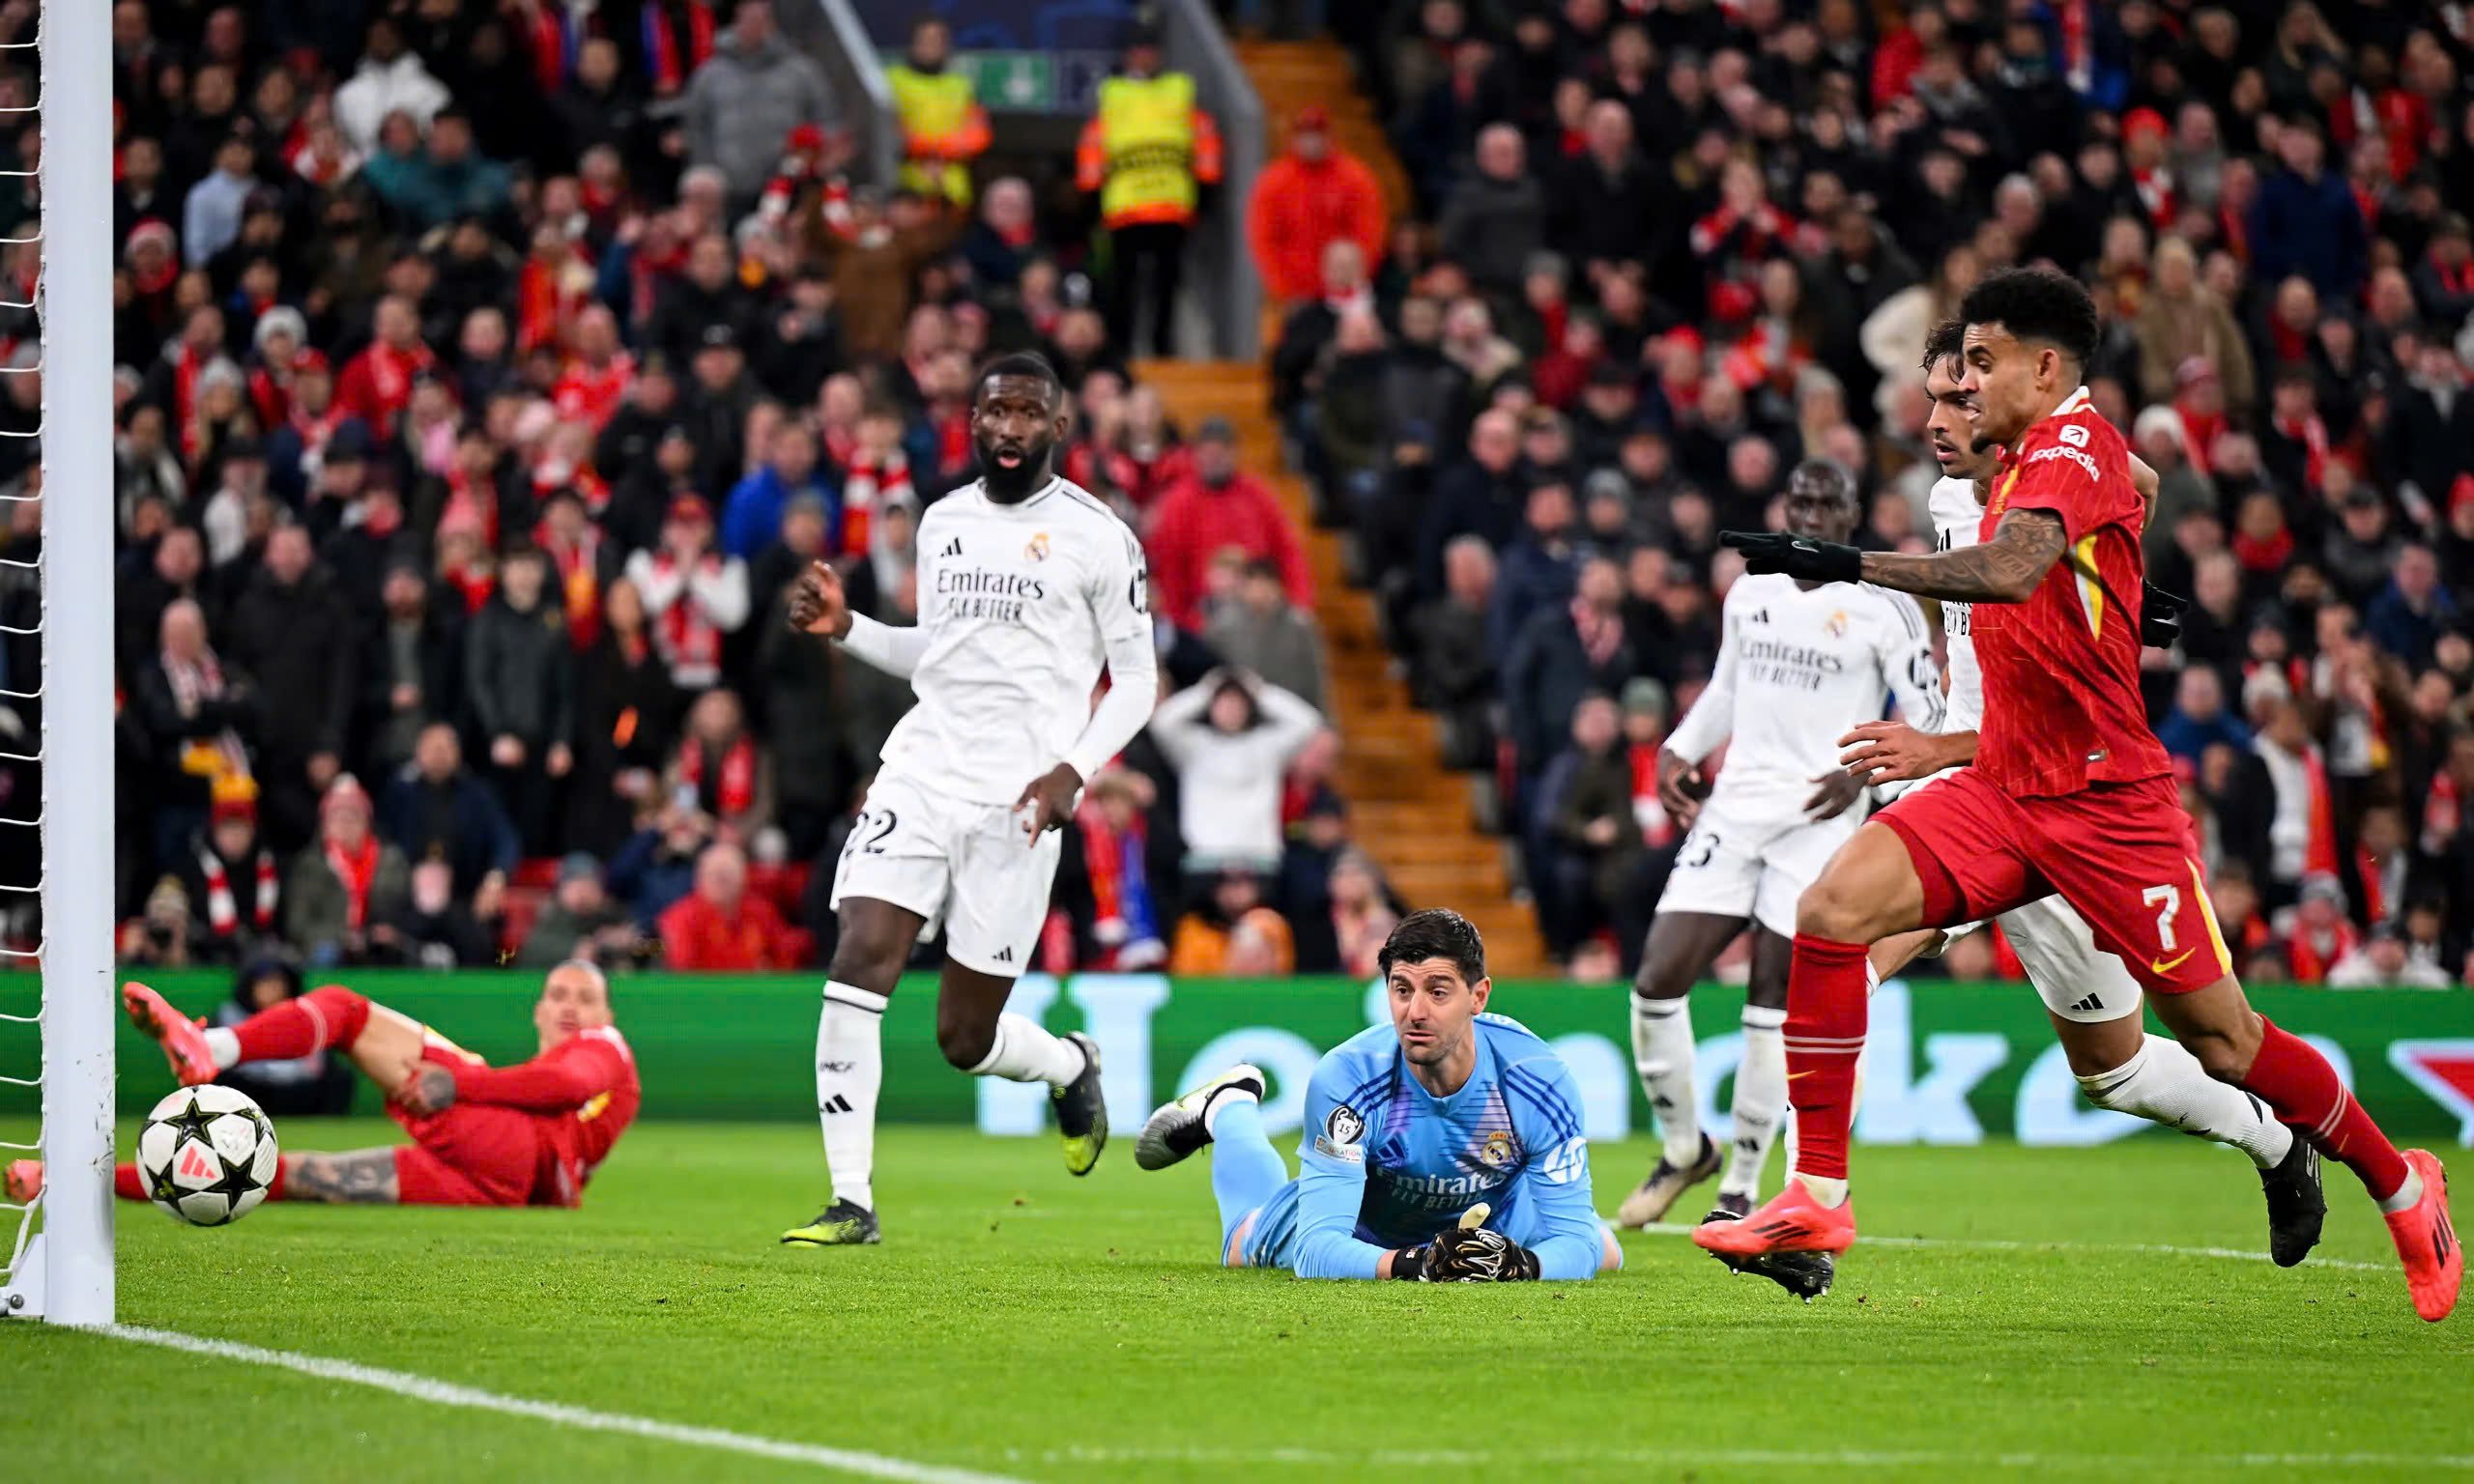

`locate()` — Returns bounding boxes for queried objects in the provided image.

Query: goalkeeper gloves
[2140,581,2187,649]
[1719,529,1864,585]
[1392,1204,1540,1281]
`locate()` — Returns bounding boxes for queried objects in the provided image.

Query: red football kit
[1871,385,2228,996]
[392,1025,643,1207]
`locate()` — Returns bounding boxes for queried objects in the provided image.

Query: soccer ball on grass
[135,1085,278,1226]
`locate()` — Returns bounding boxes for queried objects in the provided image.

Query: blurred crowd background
[64,0,2474,994]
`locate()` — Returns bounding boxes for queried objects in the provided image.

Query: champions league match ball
[135,1085,279,1227]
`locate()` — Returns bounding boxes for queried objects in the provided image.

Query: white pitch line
[101,1326,1027,1484]
[1634,1222,2397,1272]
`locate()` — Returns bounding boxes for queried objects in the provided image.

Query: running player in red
[1701,267,2459,1322]
[5,961,638,1208]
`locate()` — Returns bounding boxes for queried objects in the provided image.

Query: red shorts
[1874,769,2230,995]
[383,1044,547,1207]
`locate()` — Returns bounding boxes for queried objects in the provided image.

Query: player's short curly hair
[1956,268,2101,368]
[1377,909,1487,985]
[973,351,1063,406]
[1919,317,1968,373]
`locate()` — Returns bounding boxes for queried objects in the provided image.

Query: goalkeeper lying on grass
[1136,908,1621,1280]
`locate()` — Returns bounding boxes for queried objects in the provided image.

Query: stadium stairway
[1134,357,1548,977]
[1124,43,1546,975]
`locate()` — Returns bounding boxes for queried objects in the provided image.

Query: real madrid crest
[1024,532,1050,561]
[1478,1128,1517,1169]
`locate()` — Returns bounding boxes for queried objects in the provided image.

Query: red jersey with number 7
[1970,386,2174,797]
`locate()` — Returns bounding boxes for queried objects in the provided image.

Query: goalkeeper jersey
[1291,1013,1607,1280]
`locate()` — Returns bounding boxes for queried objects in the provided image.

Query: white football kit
[830,475,1158,974]
[1918,474,2143,1023]
[1655,573,1943,937]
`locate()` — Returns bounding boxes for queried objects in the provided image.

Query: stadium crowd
[1264,0,2474,986]
[100,0,1381,981]
[76,0,2474,993]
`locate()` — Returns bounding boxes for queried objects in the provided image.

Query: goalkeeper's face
[1387,957,1491,1076]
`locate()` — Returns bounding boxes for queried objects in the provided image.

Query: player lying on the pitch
[1709,267,2458,1322]
[1134,908,1621,1280]
[5,962,637,1208]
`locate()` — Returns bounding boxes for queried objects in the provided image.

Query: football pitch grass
[4,1121,2469,1483]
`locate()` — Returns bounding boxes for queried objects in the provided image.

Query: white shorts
[828,770,1062,977]
[1941,893,2145,1024]
[1654,795,1863,939]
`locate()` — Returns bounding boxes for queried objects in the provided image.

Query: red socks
[2243,1015,2409,1201]
[1781,933,1871,1182]
[233,985,370,1064]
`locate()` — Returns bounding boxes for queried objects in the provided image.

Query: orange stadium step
[1136,357,1547,978]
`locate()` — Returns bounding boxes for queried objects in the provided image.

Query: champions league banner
[19,972,2474,1146]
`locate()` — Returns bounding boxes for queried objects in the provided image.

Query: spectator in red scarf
[658,840,804,969]
[1247,105,1388,308]
[1145,417,1313,630]
[283,773,413,966]
[2282,872,2361,984]
[336,293,436,434]
[624,494,750,693]
[668,687,773,842]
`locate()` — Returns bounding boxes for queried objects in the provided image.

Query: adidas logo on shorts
[2065,993,2104,1014]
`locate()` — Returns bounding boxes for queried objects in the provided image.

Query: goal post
[16,0,112,1327]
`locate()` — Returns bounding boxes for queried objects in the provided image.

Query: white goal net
[0,0,116,1327]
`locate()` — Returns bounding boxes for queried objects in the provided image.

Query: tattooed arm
[280,1148,401,1204]
[1857,508,2067,604]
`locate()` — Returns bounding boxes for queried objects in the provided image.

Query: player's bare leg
[1615,910,1739,1226]
[788,894,924,1246]
[1704,928,1792,1222]
[16,1145,404,1207]
[274,1149,402,1204]
[2049,1005,2322,1266]
[2146,973,2459,1320]
[935,958,1107,1176]
[1694,823,1924,1280]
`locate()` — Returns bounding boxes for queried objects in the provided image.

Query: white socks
[2379,1167,2426,1214]
[1201,1082,1256,1138]
[2078,1035,2294,1171]
[817,983,886,1211]
[1721,1006,1788,1199]
[968,1013,1088,1087]
[202,1027,242,1070]
[1630,994,1700,1165]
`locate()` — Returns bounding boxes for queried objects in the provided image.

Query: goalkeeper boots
[1614,1132,1722,1228]
[123,982,217,1087]
[781,1198,880,1246]
[2258,1130,2325,1269]
[1136,1065,1266,1171]
[1052,1032,1108,1177]
[3,1159,38,1203]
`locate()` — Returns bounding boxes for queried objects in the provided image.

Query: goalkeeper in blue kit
[1136,910,1621,1281]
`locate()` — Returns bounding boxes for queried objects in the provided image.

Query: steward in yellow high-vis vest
[1075,43,1223,229]
[886,17,989,209]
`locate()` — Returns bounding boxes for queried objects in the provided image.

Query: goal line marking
[101,1325,1028,1484]
[1635,1222,2397,1272]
